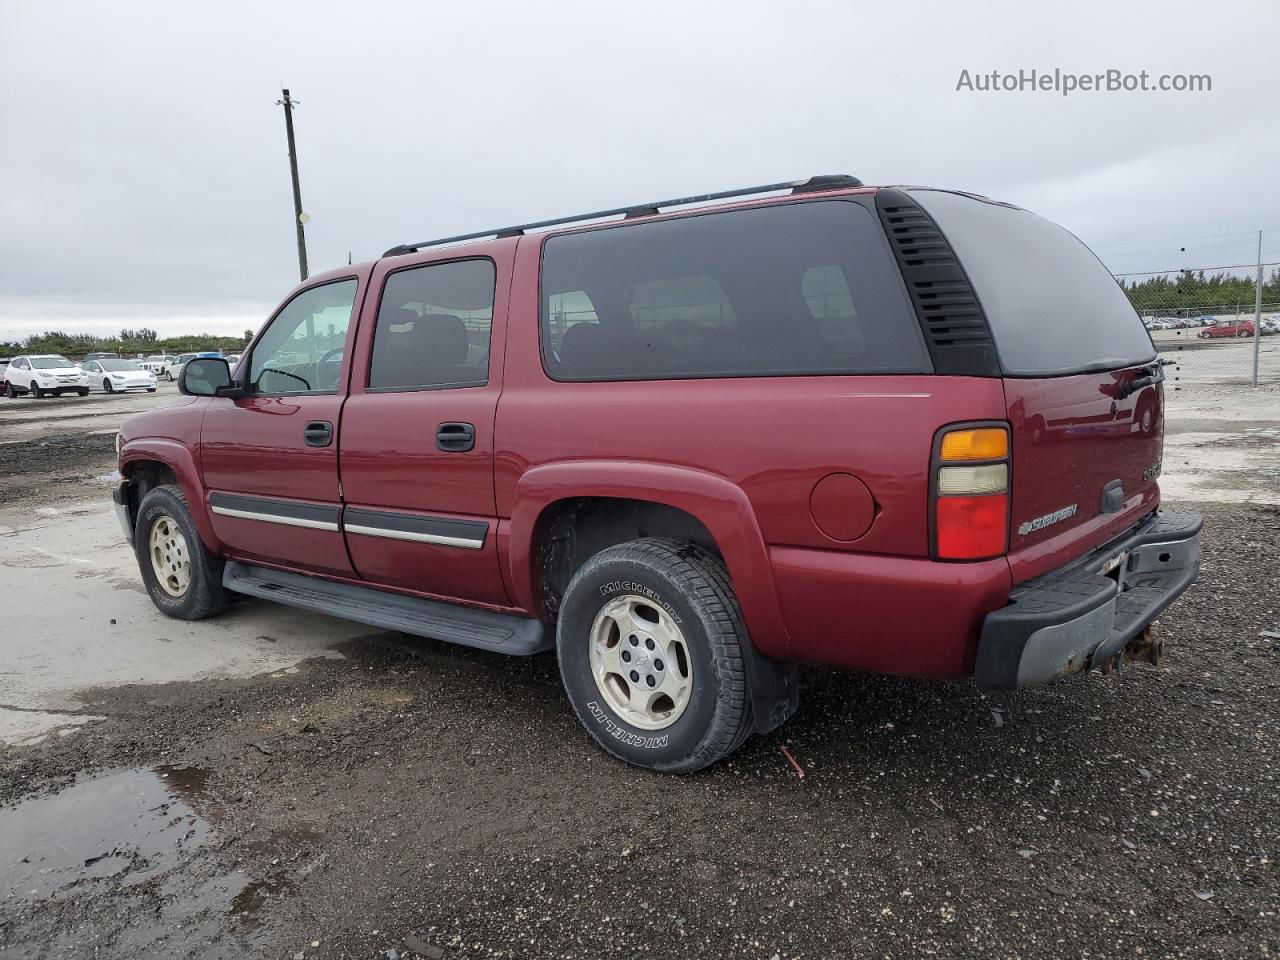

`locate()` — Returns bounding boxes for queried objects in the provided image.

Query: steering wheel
[316,347,344,390]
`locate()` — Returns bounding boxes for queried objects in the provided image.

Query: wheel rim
[149,514,192,598]
[587,594,693,731]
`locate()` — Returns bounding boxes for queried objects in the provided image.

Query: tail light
[932,424,1010,560]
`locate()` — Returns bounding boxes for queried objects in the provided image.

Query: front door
[339,249,511,606]
[200,274,365,577]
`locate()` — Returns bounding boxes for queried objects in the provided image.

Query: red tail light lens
[933,423,1011,561]
[936,494,1009,560]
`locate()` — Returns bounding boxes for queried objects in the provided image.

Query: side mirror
[179,357,239,397]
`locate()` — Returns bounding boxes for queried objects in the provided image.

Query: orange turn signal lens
[940,428,1008,462]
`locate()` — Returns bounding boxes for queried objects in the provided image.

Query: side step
[223,561,551,655]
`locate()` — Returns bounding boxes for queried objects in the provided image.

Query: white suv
[4,355,90,398]
[161,353,198,381]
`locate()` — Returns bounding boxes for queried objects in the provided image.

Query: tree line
[1120,267,1280,315]
[0,328,255,357]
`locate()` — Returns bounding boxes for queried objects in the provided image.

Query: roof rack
[382,174,863,257]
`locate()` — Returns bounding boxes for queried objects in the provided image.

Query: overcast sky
[2,0,1278,340]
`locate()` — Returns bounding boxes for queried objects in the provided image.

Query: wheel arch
[506,460,789,659]
[120,439,221,552]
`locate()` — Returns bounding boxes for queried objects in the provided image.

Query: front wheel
[77,389,89,397]
[104,378,115,393]
[134,484,228,620]
[556,538,755,773]
[31,382,45,399]
[3,382,13,398]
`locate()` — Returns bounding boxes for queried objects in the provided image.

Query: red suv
[113,176,1201,772]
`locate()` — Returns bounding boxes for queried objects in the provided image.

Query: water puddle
[0,766,320,955]
[0,765,223,904]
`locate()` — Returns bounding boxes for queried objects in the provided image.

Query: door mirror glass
[180,357,233,396]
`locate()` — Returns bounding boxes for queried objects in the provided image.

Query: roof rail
[382,174,862,257]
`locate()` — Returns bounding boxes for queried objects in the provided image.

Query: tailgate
[1004,366,1164,583]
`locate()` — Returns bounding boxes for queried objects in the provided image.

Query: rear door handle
[304,420,333,447]
[436,422,475,452]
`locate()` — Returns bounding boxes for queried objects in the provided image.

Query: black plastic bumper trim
[975,509,1202,689]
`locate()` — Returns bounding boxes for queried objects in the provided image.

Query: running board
[223,561,551,655]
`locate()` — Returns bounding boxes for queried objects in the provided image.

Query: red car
[1199,319,1255,338]
[113,176,1201,772]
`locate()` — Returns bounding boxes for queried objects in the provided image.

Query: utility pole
[276,88,308,282]
[1252,230,1263,388]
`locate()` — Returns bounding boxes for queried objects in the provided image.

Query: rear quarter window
[540,200,930,381]
[911,190,1155,376]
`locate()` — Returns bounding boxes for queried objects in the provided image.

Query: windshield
[32,357,74,369]
[910,190,1156,377]
[100,359,142,372]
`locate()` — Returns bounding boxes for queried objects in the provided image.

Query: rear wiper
[1117,362,1165,400]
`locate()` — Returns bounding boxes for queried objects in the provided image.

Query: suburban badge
[1017,504,1078,537]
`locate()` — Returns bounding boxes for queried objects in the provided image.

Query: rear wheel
[556,538,754,773]
[77,388,89,397]
[134,484,227,620]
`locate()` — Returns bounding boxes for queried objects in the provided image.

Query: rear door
[200,274,365,577]
[912,190,1164,583]
[338,246,513,606]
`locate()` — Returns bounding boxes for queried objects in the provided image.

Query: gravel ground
[1,499,1277,959]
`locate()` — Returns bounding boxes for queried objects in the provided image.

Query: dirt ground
[0,383,1277,960]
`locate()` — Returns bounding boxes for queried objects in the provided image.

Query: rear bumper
[975,509,1202,689]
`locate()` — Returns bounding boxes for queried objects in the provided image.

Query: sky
[2,0,1278,341]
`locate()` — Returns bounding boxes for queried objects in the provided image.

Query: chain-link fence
[1117,265,1280,388]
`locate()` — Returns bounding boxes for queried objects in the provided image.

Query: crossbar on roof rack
[381,174,862,257]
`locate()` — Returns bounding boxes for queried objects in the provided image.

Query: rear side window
[540,201,929,381]
[369,259,495,390]
[911,190,1156,376]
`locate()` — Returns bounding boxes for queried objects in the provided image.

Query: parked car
[0,357,11,392]
[113,176,1202,773]
[83,351,120,362]
[5,355,90,397]
[162,351,222,381]
[140,355,173,375]
[161,353,197,381]
[83,358,158,393]
[1199,319,1255,338]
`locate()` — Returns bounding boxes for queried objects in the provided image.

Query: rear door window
[910,190,1156,376]
[368,259,495,391]
[540,201,929,381]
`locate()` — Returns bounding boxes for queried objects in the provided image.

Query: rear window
[911,190,1155,376]
[540,201,929,381]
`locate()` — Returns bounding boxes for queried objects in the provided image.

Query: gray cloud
[2,0,1277,339]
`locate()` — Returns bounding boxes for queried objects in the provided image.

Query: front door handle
[304,420,333,447]
[436,422,475,452]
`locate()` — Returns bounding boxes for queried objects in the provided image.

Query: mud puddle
[1,765,224,904]
[0,765,294,957]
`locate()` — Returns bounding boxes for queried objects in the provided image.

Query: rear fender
[508,460,789,659]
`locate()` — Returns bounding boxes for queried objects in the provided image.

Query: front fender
[506,460,789,658]
[119,438,222,553]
